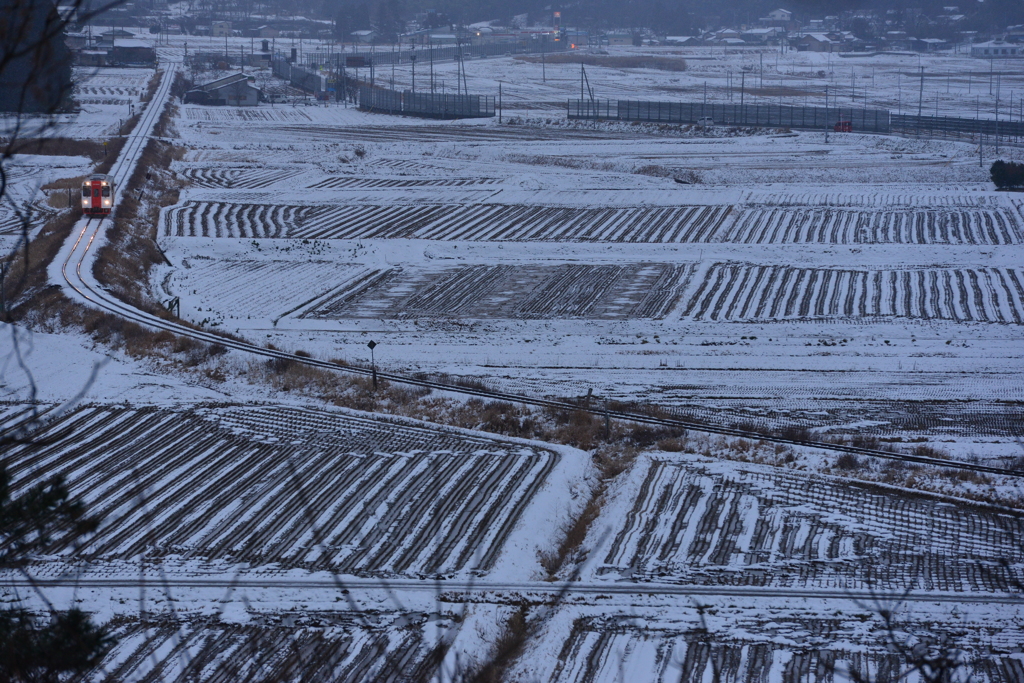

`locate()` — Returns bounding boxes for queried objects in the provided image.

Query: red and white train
[82,174,115,216]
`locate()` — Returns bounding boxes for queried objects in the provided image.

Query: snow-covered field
[148,56,1024,456]
[4,48,1024,680]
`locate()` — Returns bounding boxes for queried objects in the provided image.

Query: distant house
[100,28,135,40]
[186,73,261,106]
[605,32,634,46]
[760,8,796,29]
[77,49,109,67]
[1005,26,1024,43]
[211,21,232,38]
[741,28,780,44]
[64,32,88,49]
[109,39,157,65]
[794,33,834,52]
[252,25,279,38]
[915,38,948,52]
[664,36,702,46]
[883,30,915,51]
[351,30,376,43]
[970,41,1023,58]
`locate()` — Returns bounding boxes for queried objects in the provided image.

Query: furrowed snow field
[6,47,1024,680]
[592,454,1023,592]
[0,402,568,576]
[5,399,1024,682]
[151,64,1024,451]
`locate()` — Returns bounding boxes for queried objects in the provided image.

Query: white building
[970,41,1022,58]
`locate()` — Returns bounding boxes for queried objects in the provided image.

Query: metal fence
[359,87,495,118]
[272,57,325,94]
[568,100,617,119]
[303,39,568,71]
[570,99,892,133]
[892,113,1024,141]
[569,99,1024,142]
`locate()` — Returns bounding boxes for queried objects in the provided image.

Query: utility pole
[917,66,924,119]
[702,80,707,124]
[995,72,1000,154]
[542,34,546,82]
[825,84,829,143]
[977,94,982,168]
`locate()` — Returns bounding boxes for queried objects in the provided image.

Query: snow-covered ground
[147,61,1024,461]
[4,50,1024,680]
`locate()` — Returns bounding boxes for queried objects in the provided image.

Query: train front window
[93,189,100,197]
[82,187,90,197]
[101,187,110,197]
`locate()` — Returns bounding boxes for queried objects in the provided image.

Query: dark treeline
[319,0,1024,40]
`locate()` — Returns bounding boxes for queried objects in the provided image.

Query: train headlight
[82,199,89,206]
[103,199,111,206]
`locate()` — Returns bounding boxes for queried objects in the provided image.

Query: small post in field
[368,340,378,390]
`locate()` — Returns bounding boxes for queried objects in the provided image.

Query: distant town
[59,2,1024,69]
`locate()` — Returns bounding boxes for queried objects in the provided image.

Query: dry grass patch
[2,208,79,317]
[40,175,90,209]
[505,153,617,172]
[1,138,108,162]
[539,445,639,580]
[140,70,161,103]
[93,99,186,316]
[94,137,127,175]
[470,605,530,683]
[16,287,227,364]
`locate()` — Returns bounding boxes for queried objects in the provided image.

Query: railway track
[54,63,1024,481]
